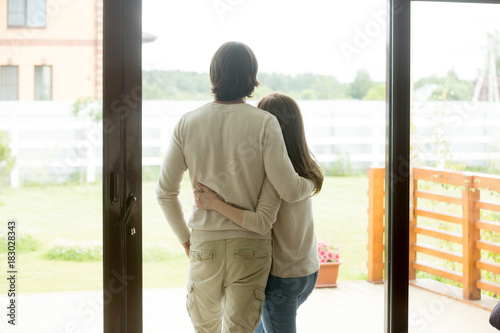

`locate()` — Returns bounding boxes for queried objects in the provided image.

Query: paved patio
[0,281,497,332]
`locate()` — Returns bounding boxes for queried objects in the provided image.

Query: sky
[142,0,500,83]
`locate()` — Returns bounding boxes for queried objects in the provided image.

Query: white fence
[0,100,499,187]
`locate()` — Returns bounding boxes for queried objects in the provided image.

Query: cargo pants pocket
[248,286,267,331]
[186,283,201,322]
[233,248,269,259]
[224,285,267,332]
[189,249,215,262]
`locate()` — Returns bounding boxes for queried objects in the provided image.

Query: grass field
[0,175,369,293]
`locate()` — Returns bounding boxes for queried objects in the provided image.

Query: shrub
[0,233,41,253]
[143,245,185,262]
[41,239,186,262]
[43,239,102,261]
[322,150,355,177]
[0,130,16,192]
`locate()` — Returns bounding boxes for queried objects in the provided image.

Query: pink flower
[327,250,334,260]
[317,241,340,262]
[318,241,328,248]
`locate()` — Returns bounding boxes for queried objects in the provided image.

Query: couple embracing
[156,41,323,333]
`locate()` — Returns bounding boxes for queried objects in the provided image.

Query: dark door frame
[102,0,142,332]
[386,1,411,332]
[386,0,500,332]
[98,0,500,331]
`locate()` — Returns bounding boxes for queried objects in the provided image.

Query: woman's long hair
[258,93,323,195]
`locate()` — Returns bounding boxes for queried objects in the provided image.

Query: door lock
[123,193,137,226]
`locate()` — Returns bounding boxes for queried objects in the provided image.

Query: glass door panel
[142,0,387,331]
[409,2,500,332]
[0,1,103,332]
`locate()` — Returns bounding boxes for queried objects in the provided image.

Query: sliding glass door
[0,1,105,332]
[387,0,500,332]
[141,0,388,331]
[3,1,498,332]
[408,1,500,332]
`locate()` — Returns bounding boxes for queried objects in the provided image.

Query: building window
[1,66,19,101]
[8,0,46,28]
[35,66,52,100]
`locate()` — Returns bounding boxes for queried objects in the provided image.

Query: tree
[140,70,353,100]
[300,89,316,100]
[487,31,500,77]
[313,75,344,99]
[363,83,385,100]
[71,97,102,185]
[432,70,472,101]
[414,69,473,101]
[250,84,273,101]
[349,69,374,100]
[71,96,102,123]
[142,70,211,100]
[0,130,15,193]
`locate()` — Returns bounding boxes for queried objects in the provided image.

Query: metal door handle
[123,193,137,226]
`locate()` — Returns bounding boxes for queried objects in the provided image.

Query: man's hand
[182,240,191,258]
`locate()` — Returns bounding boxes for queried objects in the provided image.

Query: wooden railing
[367,166,500,300]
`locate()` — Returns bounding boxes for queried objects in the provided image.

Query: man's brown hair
[210,42,260,101]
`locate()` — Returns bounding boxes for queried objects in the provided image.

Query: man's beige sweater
[156,102,313,243]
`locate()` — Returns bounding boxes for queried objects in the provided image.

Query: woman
[194,93,323,333]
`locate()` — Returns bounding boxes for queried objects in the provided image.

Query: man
[156,41,313,333]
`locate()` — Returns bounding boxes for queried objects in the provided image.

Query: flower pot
[316,261,342,288]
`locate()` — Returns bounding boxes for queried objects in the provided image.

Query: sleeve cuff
[178,229,191,244]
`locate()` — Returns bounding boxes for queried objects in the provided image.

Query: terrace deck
[0,281,497,332]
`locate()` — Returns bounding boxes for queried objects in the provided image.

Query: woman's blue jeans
[255,271,319,333]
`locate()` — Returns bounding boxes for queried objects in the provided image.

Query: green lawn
[0,175,369,293]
